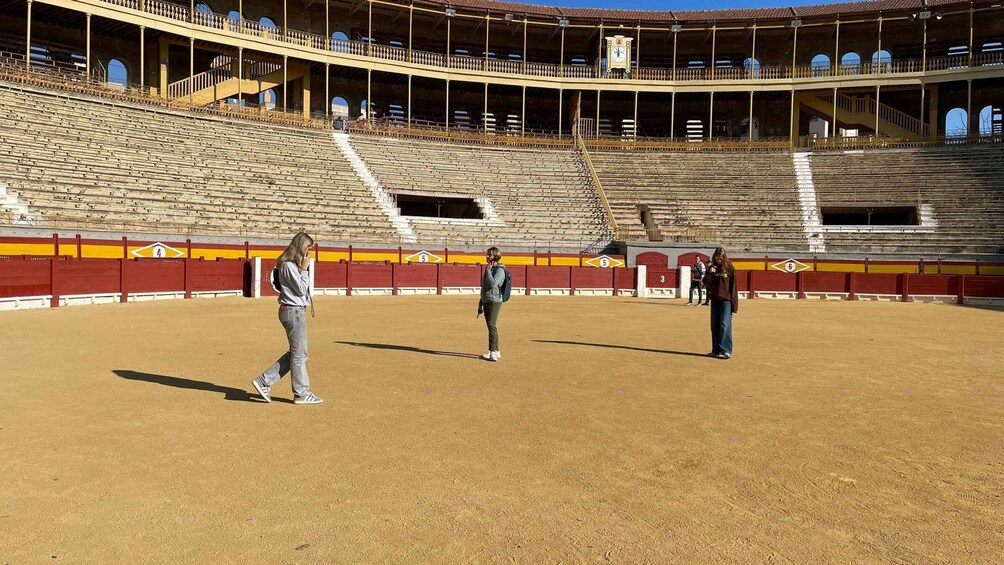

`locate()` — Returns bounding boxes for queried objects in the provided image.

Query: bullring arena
[2,0,1004,561]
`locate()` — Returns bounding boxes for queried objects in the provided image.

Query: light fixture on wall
[790,19,802,28]
[444,7,456,18]
[558,17,569,28]
[671,24,683,32]
[504,14,513,21]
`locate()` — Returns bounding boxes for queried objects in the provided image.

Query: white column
[252,257,262,298]
[679,265,691,299]
[637,265,648,299]
[26,0,32,71]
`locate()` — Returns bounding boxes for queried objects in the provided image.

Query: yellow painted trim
[81,244,126,259]
[0,243,57,256]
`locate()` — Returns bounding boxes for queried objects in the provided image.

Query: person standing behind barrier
[704,247,738,359]
[251,232,323,404]
[687,256,706,305]
[478,247,505,362]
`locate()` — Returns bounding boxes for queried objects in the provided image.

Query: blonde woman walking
[251,232,323,404]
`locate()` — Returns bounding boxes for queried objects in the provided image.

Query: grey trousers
[260,306,310,397]
[483,301,502,352]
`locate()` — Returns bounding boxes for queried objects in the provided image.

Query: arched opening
[979,105,1002,137]
[195,3,213,18]
[331,96,349,118]
[945,107,968,137]
[739,117,760,140]
[259,88,276,110]
[811,53,831,76]
[871,49,892,71]
[107,58,127,86]
[360,99,368,119]
[331,31,349,53]
[260,17,277,32]
[840,52,861,75]
[227,10,241,26]
[743,57,760,78]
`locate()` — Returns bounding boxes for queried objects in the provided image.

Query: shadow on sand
[335,341,482,359]
[532,340,710,358]
[111,370,276,402]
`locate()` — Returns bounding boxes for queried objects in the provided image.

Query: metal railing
[99,0,1004,84]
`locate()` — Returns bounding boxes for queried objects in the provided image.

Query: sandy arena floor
[1,296,1002,563]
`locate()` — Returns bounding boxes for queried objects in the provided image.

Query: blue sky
[520,0,839,9]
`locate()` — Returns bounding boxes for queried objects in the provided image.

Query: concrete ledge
[351,288,394,296]
[530,288,571,296]
[964,296,1004,306]
[59,293,121,306]
[397,287,436,295]
[441,287,480,295]
[128,292,185,302]
[647,288,677,298]
[575,288,615,296]
[192,290,243,299]
[315,288,348,296]
[908,295,958,304]
[804,292,850,300]
[856,293,902,302]
[755,291,798,300]
[0,295,51,310]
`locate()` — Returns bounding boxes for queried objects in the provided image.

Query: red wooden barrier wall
[5,257,1004,309]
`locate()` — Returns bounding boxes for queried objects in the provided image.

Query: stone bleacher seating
[589,149,807,251]
[0,82,401,241]
[348,135,612,247]
[810,146,1004,253]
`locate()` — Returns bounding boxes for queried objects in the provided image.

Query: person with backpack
[250,232,323,405]
[478,246,508,362]
[687,256,706,305]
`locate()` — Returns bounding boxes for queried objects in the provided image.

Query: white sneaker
[482,352,494,361]
[293,392,323,405]
[251,377,271,403]
[490,351,501,361]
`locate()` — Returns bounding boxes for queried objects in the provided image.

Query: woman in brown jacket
[703,247,739,359]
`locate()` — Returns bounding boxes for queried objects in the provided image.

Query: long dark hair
[712,247,732,270]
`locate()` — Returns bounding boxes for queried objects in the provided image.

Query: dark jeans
[710,300,733,356]
[689,280,704,303]
[483,301,502,351]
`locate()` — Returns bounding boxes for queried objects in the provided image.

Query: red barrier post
[569,266,575,296]
[391,262,398,295]
[748,270,756,299]
[796,271,805,299]
[122,236,128,259]
[76,234,82,259]
[848,272,857,300]
[398,246,402,264]
[346,260,353,296]
[901,273,910,302]
[937,257,942,274]
[49,256,59,308]
[245,241,250,260]
[444,247,449,263]
[957,274,966,305]
[52,233,59,257]
[525,265,532,295]
[119,258,127,303]
[183,258,191,299]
